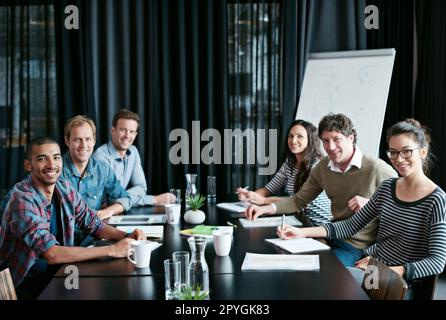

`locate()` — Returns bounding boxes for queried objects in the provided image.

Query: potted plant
[184,194,206,224]
[174,284,209,300]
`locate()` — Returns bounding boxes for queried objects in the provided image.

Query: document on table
[116,225,164,240]
[217,201,250,213]
[265,237,330,253]
[239,216,302,228]
[241,253,320,271]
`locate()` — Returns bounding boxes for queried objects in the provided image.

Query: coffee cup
[127,240,152,268]
[165,204,181,224]
[213,229,232,256]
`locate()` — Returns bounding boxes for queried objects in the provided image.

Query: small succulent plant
[186,194,206,211]
[174,284,209,300]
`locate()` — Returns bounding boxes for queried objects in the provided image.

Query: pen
[281,214,285,231]
[235,186,250,194]
[226,221,238,228]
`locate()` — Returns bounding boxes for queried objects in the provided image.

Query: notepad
[217,202,250,217]
[179,226,234,239]
[265,237,330,254]
[117,225,164,240]
[241,252,320,271]
[108,214,166,225]
[239,216,302,228]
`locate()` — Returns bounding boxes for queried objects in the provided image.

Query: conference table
[38,201,369,300]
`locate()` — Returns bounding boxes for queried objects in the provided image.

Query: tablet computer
[108,215,166,225]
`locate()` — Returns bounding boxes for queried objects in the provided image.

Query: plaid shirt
[0,176,106,286]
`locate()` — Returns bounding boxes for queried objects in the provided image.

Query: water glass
[172,251,190,290]
[164,259,180,300]
[207,176,216,202]
[170,189,181,204]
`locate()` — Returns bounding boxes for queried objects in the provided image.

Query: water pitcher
[187,237,209,299]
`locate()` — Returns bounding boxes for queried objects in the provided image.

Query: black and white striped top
[323,178,446,281]
[265,159,332,225]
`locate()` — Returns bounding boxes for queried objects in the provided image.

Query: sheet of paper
[239,216,302,228]
[217,202,250,213]
[117,225,164,239]
[241,252,320,271]
[265,237,330,254]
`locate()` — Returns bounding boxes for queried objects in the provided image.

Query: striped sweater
[323,178,446,281]
[265,159,332,225]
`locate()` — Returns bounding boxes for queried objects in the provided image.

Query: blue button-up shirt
[62,152,131,211]
[0,176,105,285]
[93,142,153,206]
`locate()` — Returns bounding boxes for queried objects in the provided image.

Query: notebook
[241,252,320,271]
[179,225,234,239]
[239,215,302,228]
[265,237,330,254]
[217,202,250,217]
[116,225,164,240]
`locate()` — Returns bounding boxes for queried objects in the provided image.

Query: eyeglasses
[386,148,420,160]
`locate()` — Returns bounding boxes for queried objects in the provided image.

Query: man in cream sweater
[245,113,397,266]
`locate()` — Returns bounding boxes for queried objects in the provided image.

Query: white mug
[165,204,181,225]
[127,240,152,268]
[213,230,232,256]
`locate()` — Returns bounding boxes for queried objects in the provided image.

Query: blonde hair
[64,115,97,140]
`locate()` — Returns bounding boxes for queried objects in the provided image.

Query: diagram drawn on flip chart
[295,49,396,156]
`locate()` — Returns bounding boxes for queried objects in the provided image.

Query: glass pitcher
[185,174,198,208]
[187,237,209,300]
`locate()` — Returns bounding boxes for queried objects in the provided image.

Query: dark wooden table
[39,202,369,300]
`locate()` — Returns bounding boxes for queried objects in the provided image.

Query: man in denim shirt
[93,109,174,207]
[62,116,131,245]
[0,137,143,299]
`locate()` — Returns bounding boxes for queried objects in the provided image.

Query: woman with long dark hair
[237,119,331,225]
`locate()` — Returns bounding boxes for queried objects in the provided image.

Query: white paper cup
[213,229,232,256]
[165,204,181,224]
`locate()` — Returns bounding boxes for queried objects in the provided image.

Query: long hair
[284,120,322,193]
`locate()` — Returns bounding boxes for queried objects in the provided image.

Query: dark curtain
[367,0,446,189]
[281,0,367,157]
[226,1,282,191]
[413,0,446,189]
[366,0,417,163]
[54,0,229,198]
[0,2,58,195]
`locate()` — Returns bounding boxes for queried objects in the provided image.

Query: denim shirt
[93,142,154,206]
[62,152,131,211]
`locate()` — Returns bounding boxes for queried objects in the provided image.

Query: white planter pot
[184,210,206,224]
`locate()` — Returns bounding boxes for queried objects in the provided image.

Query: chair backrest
[361,257,408,300]
[0,268,17,300]
[409,274,438,300]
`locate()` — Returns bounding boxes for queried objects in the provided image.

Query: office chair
[361,257,408,300]
[0,268,17,300]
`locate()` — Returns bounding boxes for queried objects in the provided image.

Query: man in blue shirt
[62,116,131,246]
[93,109,175,207]
[62,115,131,219]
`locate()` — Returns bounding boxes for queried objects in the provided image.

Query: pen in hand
[280,214,286,239]
[235,186,250,194]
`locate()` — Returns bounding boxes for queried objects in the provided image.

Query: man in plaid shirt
[0,137,144,299]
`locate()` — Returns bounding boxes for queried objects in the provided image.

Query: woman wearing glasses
[277,119,446,288]
[236,120,332,225]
